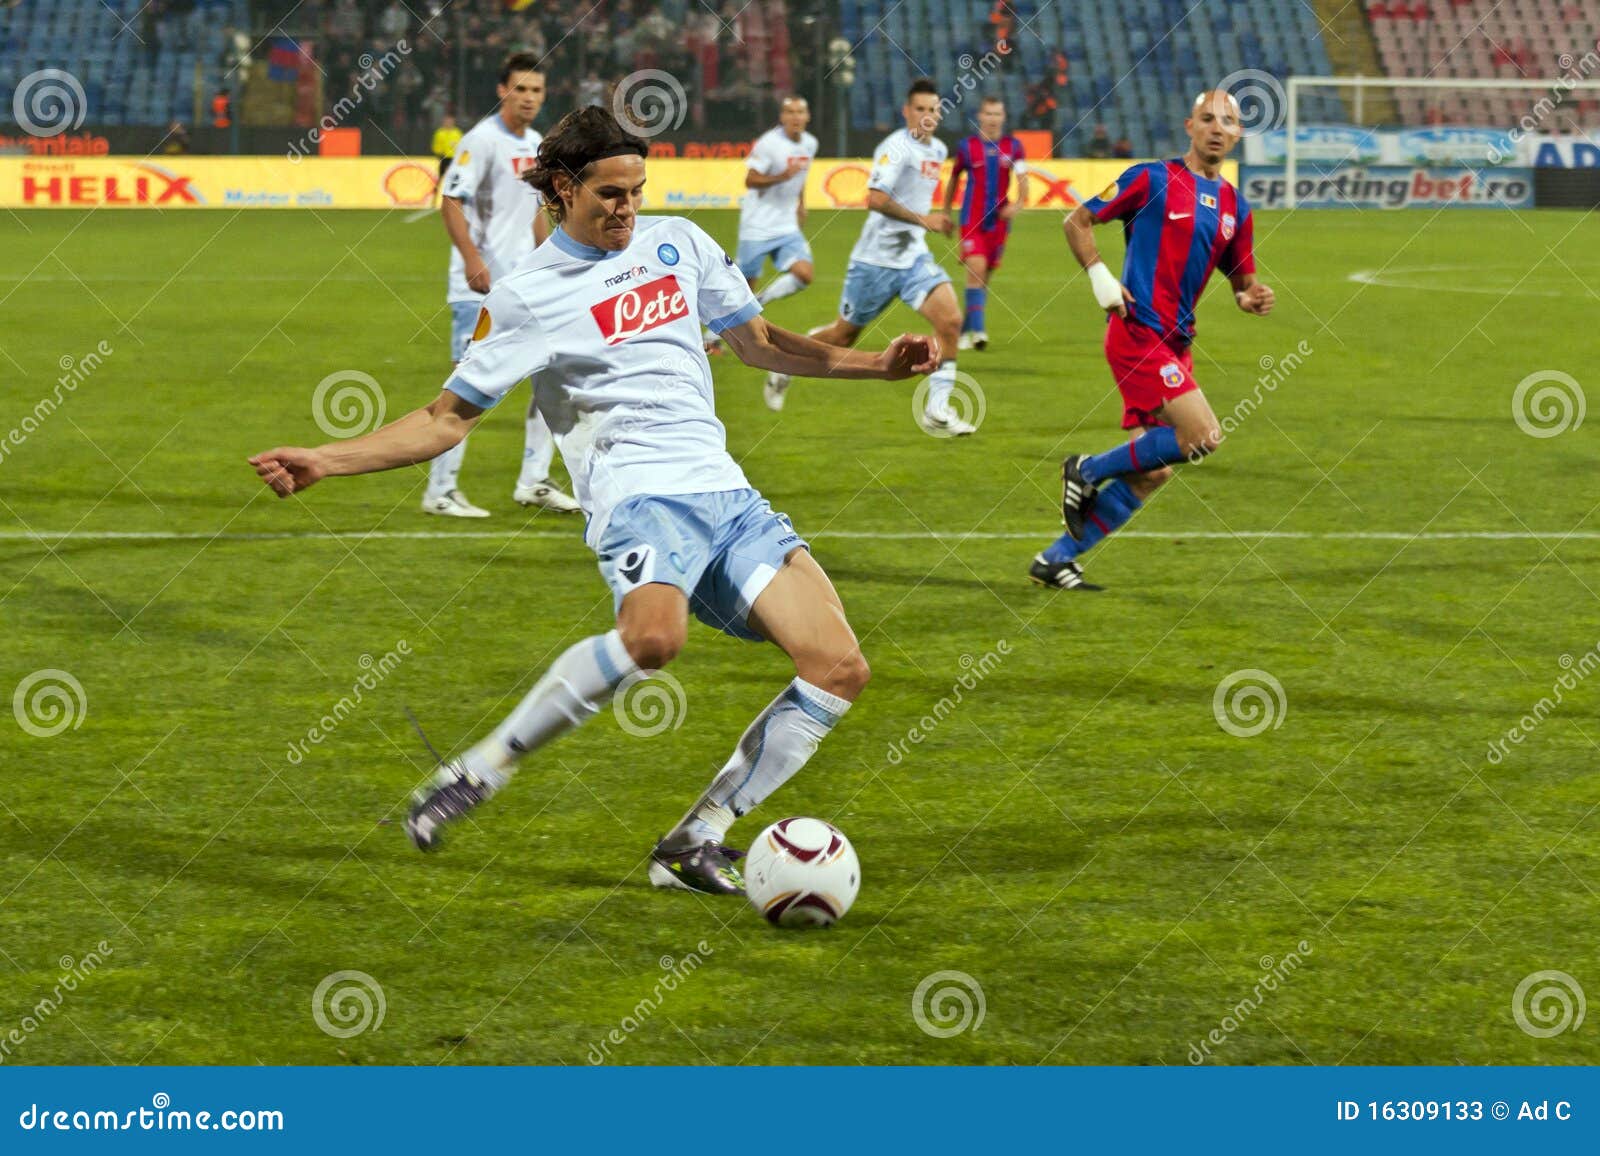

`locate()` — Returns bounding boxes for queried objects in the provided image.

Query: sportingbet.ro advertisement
[0,156,1209,210]
[1241,165,1534,209]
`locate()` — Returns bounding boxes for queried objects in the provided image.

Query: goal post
[1281,75,1600,208]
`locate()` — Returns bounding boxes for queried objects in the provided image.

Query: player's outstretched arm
[720,316,938,380]
[248,389,485,498]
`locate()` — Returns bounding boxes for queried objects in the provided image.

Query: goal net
[1236,74,1600,209]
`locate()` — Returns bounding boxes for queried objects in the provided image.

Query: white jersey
[739,127,817,242]
[441,113,543,303]
[849,128,946,269]
[448,217,761,546]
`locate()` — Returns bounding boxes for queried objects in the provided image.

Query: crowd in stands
[246,0,798,138]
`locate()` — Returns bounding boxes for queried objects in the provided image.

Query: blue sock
[1043,480,1143,562]
[964,287,986,332]
[1080,425,1184,486]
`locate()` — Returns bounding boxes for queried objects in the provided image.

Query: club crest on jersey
[472,308,492,341]
[1200,192,1217,209]
[591,274,689,345]
[1160,362,1185,389]
[657,243,680,266]
[1220,212,1236,240]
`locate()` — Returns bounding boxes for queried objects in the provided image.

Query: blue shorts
[735,232,812,281]
[595,490,808,642]
[449,300,481,362]
[838,252,951,325]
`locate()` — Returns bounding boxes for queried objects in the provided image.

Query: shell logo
[382,162,436,207]
[820,163,871,207]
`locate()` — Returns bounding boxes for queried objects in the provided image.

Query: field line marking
[2,530,1599,543]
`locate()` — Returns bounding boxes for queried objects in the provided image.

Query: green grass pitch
[1,205,1596,1065]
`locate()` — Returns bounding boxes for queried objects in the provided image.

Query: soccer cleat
[1028,552,1103,591]
[513,479,581,513]
[973,330,989,351]
[920,406,977,436]
[648,840,746,896]
[405,761,494,851]
[764,372,791,412]
[422,488,490,518]
[1059,454,1097,539]
[957,331,976,352]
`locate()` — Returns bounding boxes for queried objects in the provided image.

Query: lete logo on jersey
[591,274,689,345]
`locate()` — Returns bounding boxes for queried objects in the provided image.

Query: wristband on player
[1086,261,1125,310]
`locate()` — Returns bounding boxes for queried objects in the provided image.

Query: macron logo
[591,274,689,345]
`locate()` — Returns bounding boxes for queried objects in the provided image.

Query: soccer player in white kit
[248,107,938,896]
[426,52,579,518]
[704,95,818,361]
[764,78,970,434]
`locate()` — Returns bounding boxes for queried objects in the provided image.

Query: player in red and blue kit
[943,96,1029,351]
[1031,90,1275,591]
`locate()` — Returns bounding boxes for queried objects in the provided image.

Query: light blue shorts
[838,252,952,325]
[736,232,812,281]
[595,490,808,641]
[449,300,480,361]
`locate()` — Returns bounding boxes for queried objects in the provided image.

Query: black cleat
[405,762,494,852]
[1029,553,1103,591]
[648,840,746,896]
[1060,454,1098,540]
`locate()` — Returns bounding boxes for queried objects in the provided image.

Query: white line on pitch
[2,530,1597,543]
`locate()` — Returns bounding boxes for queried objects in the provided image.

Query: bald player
[1031,89,1274,591]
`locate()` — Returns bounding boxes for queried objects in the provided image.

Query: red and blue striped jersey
[951,133,1026,230]
[1083,159,1255,344]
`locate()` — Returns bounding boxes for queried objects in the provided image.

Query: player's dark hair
[524,105,648,221]
[980,94,1005,108]
[499,51,543,86]
[907,77,938,100]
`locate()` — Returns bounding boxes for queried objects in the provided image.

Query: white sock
[662,677,851,849]
[460,630,638,791]
[757,272,806,304]
[924,359,957,415]
[428,437,467,496]
[517,400,556,489]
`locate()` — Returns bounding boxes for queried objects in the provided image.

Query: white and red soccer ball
[744,817,860,928]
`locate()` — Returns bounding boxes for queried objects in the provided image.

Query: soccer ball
[744,817,860,928]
